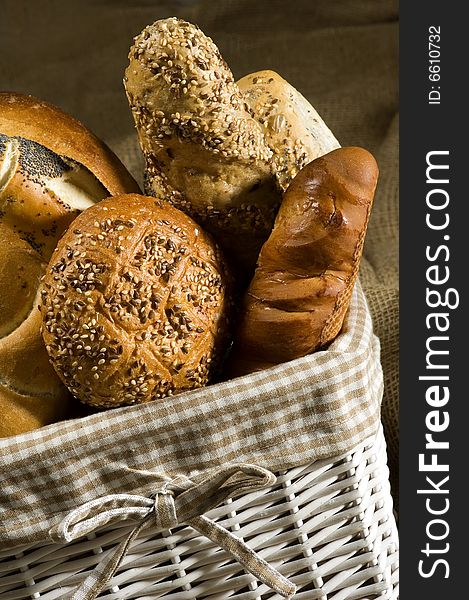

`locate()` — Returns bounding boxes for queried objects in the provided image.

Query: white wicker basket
[0,424,398,600]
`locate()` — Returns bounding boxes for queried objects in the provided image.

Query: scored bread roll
[226,147,379,377]
[237,70,340,191]
[0,225,73,438]
[124,18,277,276]
[0,92,140,260]
[0,93,140,436]
[40,194,232,409]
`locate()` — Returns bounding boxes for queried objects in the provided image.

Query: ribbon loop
[52,463,296,600]
[153,487,177,530]
[50,494,153,543]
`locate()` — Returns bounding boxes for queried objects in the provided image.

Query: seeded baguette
[40,194,232,409]
[227,147,379,377]
[124,18,281,276]
[125,19,341,278]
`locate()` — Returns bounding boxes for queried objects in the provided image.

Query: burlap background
[0,1,399,499]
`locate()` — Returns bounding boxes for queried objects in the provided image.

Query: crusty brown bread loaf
[0,93,139,195]
[124,19,338,277]
[40,194,232,409]
[0,93,140,436]
[226,147,379,377]
[0,225,73,437]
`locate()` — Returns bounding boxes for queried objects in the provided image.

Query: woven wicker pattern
[0,426,398,600]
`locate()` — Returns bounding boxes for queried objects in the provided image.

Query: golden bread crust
[227,147,379,377]
[40,194,232,408]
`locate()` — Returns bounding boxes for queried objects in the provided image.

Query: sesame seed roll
[40,194,232,409]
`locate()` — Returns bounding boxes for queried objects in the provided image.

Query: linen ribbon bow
[50,463,296,600]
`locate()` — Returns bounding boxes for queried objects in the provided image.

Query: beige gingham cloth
[0,282,382,551]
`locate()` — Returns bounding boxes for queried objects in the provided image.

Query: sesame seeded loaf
[40,194,233,408]
[124,18,338,279]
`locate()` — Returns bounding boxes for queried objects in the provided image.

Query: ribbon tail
[70,516,150,600]
[190,515,296,599]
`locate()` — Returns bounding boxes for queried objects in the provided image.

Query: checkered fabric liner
[0,280,382,553]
